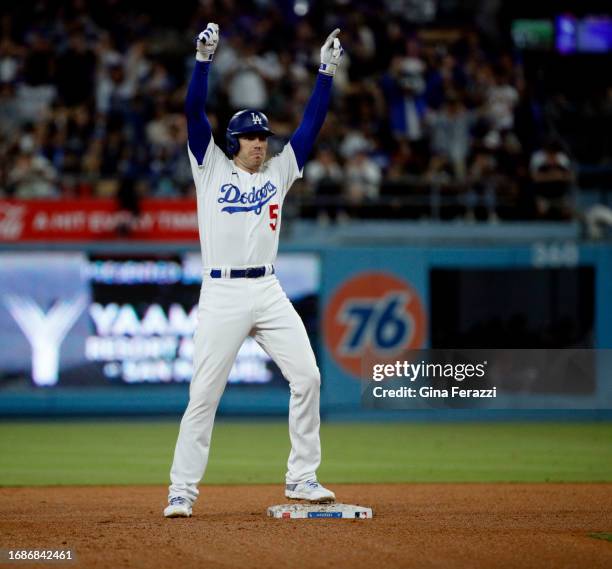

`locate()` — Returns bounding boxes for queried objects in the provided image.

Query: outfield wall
[0,240,611,417]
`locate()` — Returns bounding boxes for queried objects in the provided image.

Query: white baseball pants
[168,274,321,503]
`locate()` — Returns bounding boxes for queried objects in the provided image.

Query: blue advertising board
[1,242,611,416]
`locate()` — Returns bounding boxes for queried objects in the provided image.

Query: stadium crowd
[0,0,607,222]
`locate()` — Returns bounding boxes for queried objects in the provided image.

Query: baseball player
[164,23,344,518]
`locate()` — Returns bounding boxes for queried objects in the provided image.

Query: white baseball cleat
[285,480,336,503]
[164,496,192,518]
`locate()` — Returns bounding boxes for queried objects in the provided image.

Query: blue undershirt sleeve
[185,61,212,165]
[289,73,333,171]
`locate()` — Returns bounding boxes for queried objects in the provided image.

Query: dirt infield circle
[1,484,611,569]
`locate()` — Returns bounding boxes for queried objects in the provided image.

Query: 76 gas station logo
[339,293,412,355]
[324,272,426,377]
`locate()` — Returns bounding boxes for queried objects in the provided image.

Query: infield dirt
[1,484,611,569]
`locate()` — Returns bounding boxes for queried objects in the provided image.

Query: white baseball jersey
[188,138,302,269]
[170,135,321,504]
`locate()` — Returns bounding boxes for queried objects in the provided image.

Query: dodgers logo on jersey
[218,181,277,215]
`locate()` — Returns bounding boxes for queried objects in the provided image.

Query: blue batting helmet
[226,109,274,156]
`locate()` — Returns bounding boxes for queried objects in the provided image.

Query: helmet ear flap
[226,131,239,156]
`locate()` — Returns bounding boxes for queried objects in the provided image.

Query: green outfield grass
[589,533,612,543]
[0,421,611,486]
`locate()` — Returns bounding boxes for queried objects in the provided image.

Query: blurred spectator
[304,147,345,223]
[486,71,519,132]
[381,50,427,141]
[339,130,372,160]
[8,139,59,199]
[96,55,135,114]
[226,38,282,110]
[343,14,377,82]
[0,36,21,84]
[345,149,382,206]
[529,140,574,220]
[465,149,498,222]
[426,94,474,180]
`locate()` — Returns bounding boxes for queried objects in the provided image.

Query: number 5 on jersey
[269,204,278,231]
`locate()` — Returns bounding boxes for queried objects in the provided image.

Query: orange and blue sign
[323,271,427,378]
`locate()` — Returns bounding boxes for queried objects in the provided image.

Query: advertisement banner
[320,245,612,415]
[0,199,199,242]
[0,252,319,395]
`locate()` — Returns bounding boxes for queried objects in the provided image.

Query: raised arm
[185,23,219,165]
[290,29,344,171]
